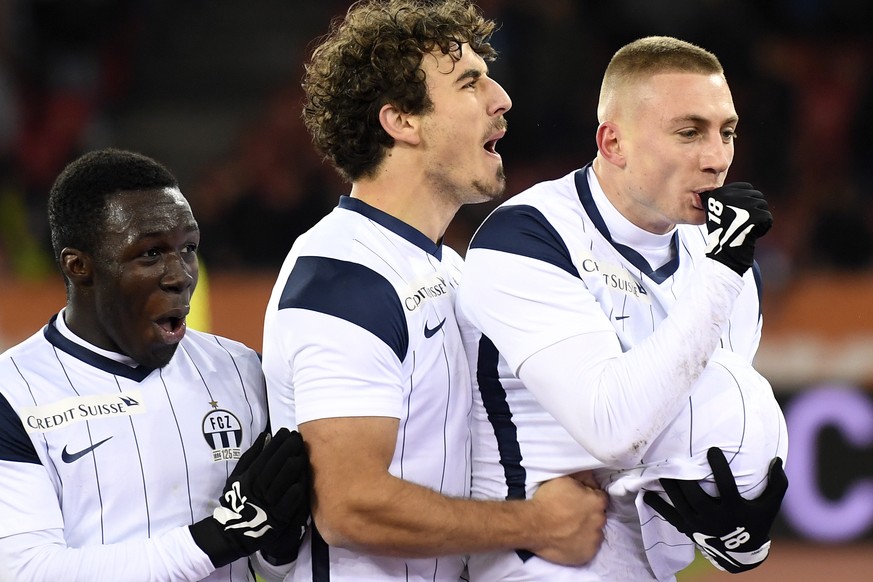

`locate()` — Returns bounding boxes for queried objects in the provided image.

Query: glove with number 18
[189,427,310,568]
[643,447,788,574]
[702,182,773,276]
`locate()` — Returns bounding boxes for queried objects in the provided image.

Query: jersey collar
[44,313,156,382]
[338,196,443,260]
[574,165,680,283]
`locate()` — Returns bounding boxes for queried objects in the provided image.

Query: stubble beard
[469,164,507,205]
[427,163,506,209]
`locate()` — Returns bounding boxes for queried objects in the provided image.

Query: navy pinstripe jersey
[262,196,470,581]
[0,314,268,581]
[456,166,786,581]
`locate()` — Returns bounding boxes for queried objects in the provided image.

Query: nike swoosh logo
[61,436,113,463]
[724,205,750,234]
[423,318,447,338]
[615,315,630,320]
[693,532,744,569]
[227,504,273,538]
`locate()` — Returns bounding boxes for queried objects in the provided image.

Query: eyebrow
[455,68,484,85]
[672,114,739,126]
[138,224,200,239]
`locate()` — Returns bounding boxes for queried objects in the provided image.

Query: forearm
[0,526,214,582]
[302,414,585,559]
[316,473,547,558]
[520,260,744,466]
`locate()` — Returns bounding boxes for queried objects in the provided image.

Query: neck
[350,170,459,245]
[591,156,621,211]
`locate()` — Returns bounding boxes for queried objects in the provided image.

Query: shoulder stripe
[470,204,579,278]
[476,336,527,500]
[752,260,764,319]
[0,379,39,464]
[278,256,409,361]
[476,336,535,563]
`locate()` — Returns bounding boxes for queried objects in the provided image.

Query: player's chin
[140,343,180,369]
[687,207,706,225]
[470,172,506,204]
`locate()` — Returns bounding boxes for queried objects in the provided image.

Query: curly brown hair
[302,0,498,182]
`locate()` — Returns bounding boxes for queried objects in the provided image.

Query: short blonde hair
[597,36,723,122]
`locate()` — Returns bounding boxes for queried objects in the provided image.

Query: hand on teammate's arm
[525,472,607,565]
[301,415,606,565]
[643,447,788,573]
[189,428,310,568]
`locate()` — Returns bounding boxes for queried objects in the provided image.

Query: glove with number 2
[190,427,310,568]
[702,182,772,275]
[643,447,788,574]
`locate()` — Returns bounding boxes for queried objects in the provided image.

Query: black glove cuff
[706,251,750,276]
[260,524,306,566]
[189,517,244,569]
[261,546,299,567]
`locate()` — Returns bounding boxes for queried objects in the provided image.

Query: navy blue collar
[44,313,156,382]
[574,166,679,284]
[339,196,443,260]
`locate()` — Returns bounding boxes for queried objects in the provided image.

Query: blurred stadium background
[0,1,871,579]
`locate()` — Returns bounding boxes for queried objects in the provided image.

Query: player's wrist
[189,516,246,568]
[705,251,750,276]
[701,257,746,286]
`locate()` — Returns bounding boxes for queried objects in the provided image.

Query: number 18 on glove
[643,447,788,574]
[702,183,772,276]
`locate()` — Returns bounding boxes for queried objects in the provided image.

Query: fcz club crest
[202,407,243,462]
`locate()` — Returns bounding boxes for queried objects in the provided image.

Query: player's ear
[596,121,625,168]
[379,103,421,146]
[60,248,95,287]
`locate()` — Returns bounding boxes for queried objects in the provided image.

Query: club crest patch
[202,407,243,462]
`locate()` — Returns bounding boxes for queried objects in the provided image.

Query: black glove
[190,427,310,568]
[702,183,772,275]
[259,515,310,566]
[643,447,788,574]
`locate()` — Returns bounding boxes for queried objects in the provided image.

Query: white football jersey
[456,166,787,581]
[0,312,269,581]
[262,196,471,581]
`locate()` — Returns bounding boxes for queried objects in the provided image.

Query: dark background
[0,0,871,280]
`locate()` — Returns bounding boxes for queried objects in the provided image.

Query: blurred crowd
[0,0,871,285]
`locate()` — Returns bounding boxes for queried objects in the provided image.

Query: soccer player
[456,36,789,580]
[0,149,309,581]
[261,1,607,580]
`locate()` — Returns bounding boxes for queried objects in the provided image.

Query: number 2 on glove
[213,480,272,538]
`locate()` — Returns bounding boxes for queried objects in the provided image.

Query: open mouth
[154,314,187,343]
[692,188,715,211]
[484,129,506,157]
